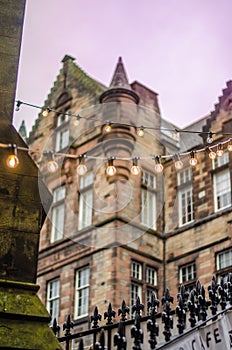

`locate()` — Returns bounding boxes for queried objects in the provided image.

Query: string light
[104,122,112,133]
[77,155,88,176]
[216,143,224,157]
[137,126,144,137]
[16,100,232,139]
[131,157,141,175]
[154,156,163,173]
[207,132,213,144]
[206,147,217,160]
[6,144,19,168]
[189,151,198,166]
[227,139,232,151]
[174,154,183,170]
[106,157,116,176]
[45,151,59,173]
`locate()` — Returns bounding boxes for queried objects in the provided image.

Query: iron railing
[52,274,232,350]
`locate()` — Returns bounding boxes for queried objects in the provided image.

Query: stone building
[26,55,232,330]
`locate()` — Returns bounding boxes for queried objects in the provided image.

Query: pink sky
[14,0,232,132]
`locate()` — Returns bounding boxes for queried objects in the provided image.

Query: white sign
[161,310,232,350]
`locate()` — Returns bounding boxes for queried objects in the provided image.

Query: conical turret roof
[110,57,131,89]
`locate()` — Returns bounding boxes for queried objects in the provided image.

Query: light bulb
[45,151,58,173]
[6,145,19,168]
[131,158,141,175]
[175,160,183,170]
[47,160,59,173]
[106,158,116,176]
[189,151,197,166]
[207,132,213,144]
[216,143,224,157]
[228,139,232,152]
[104,122,112,133]
[137,127,144,137]
[174,155,183,170]
[73,115,80,126]
[77,163,88,176]
[206,147,216,160]
[42,108,50,117]
[77,155,87,176]
[6,154,19,168]
[154,156,163,173]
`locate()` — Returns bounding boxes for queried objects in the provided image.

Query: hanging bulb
[6,144,19,168]
[77,155,87,176]
[174,154,183,170]
[227,139,232,152]
[216,143,224,157]
[154,156,163,173]
[106,158,116,176]
[73,114,80,126]
[206,147,216,160]
[42,107,50,117]
[15,100,22,111]
[189,151,198,166]
[131,158,141,175]
[104,122,112,133]
[46,151,58,173]
[207,132,213,144]
[137,126,144,137]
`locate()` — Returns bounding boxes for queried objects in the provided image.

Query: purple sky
[14,0,232,132]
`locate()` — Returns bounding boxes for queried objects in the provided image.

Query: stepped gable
[203,80,232,134]
[29,55,106,139]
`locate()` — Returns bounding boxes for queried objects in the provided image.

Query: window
[131,283,142,307]
[177,168,194,226]
[131,261,142,280]
[214,169,231,211]
[141,171,156,229]
[56,128,69,151]
[216,248,232,270]
[213,152,229,169]
[74,267,90,318]
[47,279,60,322]
[51,186,65,243]
[212,152,231,211]
[57,111,70,127]
[78,172,94,230]
[130,262,157,309]
[179,262,196,284]
[146,267,157,286]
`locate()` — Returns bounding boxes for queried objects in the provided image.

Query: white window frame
[146,267,157,286]
[55,127,69,151]
[47,279,60,322]
[74,267,90,319]
[131,261,142,280]
[51,186,65,243]
[141,171,156,229]
[216,248,232,270]
[177,168,194,227]
[130,282,142,308]
[179,262,196,284]
[213,152,229,169]
[213,168,231,212]
[78,172,94,230]
[178,186,194,226]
